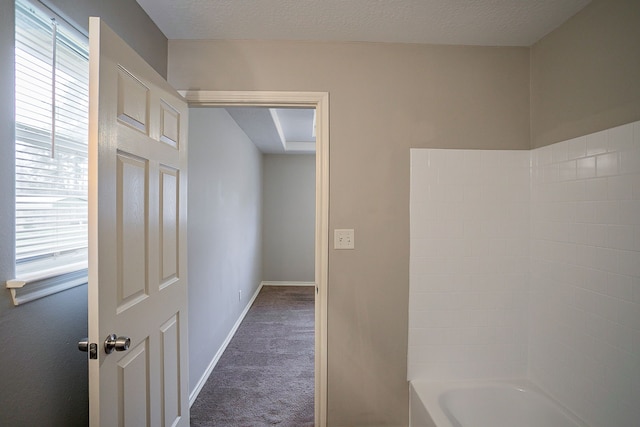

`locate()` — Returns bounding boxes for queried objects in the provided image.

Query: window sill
[6,268,87,306]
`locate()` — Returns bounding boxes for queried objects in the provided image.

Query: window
[11,0,89,304]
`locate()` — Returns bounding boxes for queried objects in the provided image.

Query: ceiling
[136,0,591,47]
[226,107,316,154]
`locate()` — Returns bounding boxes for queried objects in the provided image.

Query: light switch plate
[334,229,355,249]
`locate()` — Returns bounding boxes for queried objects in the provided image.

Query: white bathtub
[410,380,589,427]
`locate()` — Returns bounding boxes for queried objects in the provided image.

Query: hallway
[190,286,315,426]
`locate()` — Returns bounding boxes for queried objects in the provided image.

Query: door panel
[117,67,150,133]
[160,101,180,148]
[160,314,181,426]
[117,152,148,310]
[88,18,189,427]
[118,341,150,427]
[159,166,179,288]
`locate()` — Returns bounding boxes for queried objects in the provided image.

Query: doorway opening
[184,91,329,427]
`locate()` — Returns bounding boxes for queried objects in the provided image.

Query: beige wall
[531,0,640,148]
[169,40,530,426]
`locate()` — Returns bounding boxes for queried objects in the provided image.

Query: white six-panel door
[87,18,189,427]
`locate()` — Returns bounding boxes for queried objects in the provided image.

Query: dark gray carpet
[190,286,315,427]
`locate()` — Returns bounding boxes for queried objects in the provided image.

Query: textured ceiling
[136,0,590,46]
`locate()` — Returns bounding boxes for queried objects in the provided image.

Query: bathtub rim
[409,378,590,427]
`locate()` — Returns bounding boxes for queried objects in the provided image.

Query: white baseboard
[189,282,264,407]
[261,281,316,287]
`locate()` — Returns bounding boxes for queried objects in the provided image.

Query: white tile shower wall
[530,121,640,427]
[409,149,531,380]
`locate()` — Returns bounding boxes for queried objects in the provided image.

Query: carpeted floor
[190,285,315,426]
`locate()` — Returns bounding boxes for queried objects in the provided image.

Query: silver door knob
[104,334,131,354]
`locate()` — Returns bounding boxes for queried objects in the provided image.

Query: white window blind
[14,0,89,287]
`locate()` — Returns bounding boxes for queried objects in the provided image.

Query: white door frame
[181,90,329,427]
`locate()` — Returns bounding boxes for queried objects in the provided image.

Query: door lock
[104,334,131,354]
[78,338,98,359]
